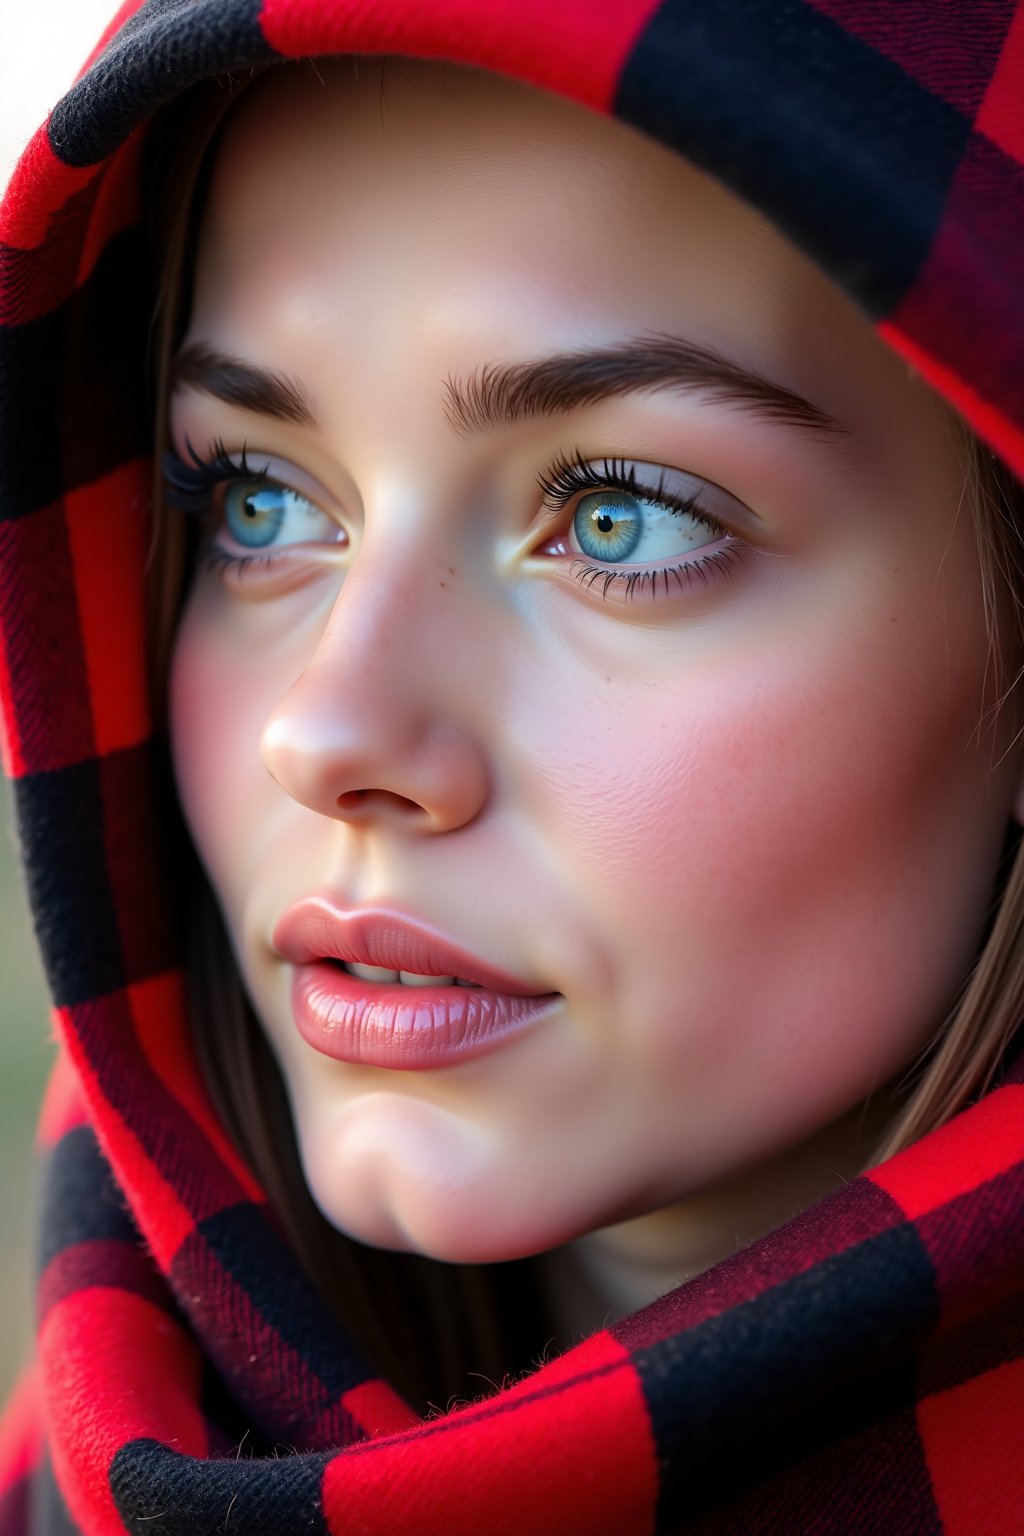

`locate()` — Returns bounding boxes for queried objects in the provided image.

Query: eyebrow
[171,334,843,440]
[444,335,843,438]
[171,343,316,426]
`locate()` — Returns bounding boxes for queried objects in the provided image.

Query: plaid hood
[0,3,1022,1532]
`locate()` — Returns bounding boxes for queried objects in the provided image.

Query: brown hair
[874,436,1024,1158]
[144,71,1024,1411]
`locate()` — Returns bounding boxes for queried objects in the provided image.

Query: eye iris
[574,492,642,563]
[224,482,288,548]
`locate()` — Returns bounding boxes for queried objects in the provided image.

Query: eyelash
[162,437,267,515]
[162,440,739,602]
[537,448,701,517]
[535,448,737,600]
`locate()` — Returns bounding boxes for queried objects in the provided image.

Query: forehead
[193,59,804,334]
[203,58,682,228]
[185,57,948,472]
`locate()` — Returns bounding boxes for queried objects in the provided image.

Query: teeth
[342,961,475,987]
[346,962,400,983]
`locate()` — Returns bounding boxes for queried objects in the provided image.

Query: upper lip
[272,897,556,996]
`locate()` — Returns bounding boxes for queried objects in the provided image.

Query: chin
[294,1091,639,1266]
[303,1152,603,1266]
[312,1185,572,1266]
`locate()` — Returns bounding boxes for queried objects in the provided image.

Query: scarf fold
[0,3,1022,1532]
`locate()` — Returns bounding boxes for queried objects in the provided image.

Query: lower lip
[291,962,561,1069]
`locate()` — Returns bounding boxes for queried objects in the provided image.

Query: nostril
[335,788,425,815]
[336,788,370,811]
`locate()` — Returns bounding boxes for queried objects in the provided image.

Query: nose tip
[259,701,490,834]
[256,533,492,834]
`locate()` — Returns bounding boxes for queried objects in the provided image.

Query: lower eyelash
[571,546,742,601]
[204,541,744,595]
[201,548,279,580]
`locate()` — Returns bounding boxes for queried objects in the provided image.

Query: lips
[273,899,552,993]
[272,897,561,1069]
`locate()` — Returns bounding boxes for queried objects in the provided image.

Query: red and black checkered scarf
[0,3,1022,1532]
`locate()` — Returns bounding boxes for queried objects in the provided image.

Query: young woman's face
[170,61,1021,1264]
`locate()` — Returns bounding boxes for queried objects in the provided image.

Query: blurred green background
[0,793,53,1403]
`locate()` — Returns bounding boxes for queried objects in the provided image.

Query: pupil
[597,513,614,533]
[243,498,258,520]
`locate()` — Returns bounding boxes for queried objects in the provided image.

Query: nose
[259,558,490,833]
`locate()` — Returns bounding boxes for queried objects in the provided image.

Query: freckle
[439,580,446,589]
[448,567,456,576]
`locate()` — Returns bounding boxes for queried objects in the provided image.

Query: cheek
[168,603,282,908]
[523,581,1002,1101]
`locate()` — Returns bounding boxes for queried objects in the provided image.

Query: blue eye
[223,480,335,549]
[573,489,719,565]
[574,493,643,561]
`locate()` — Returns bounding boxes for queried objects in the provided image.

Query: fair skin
[169,60,1022,1339]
